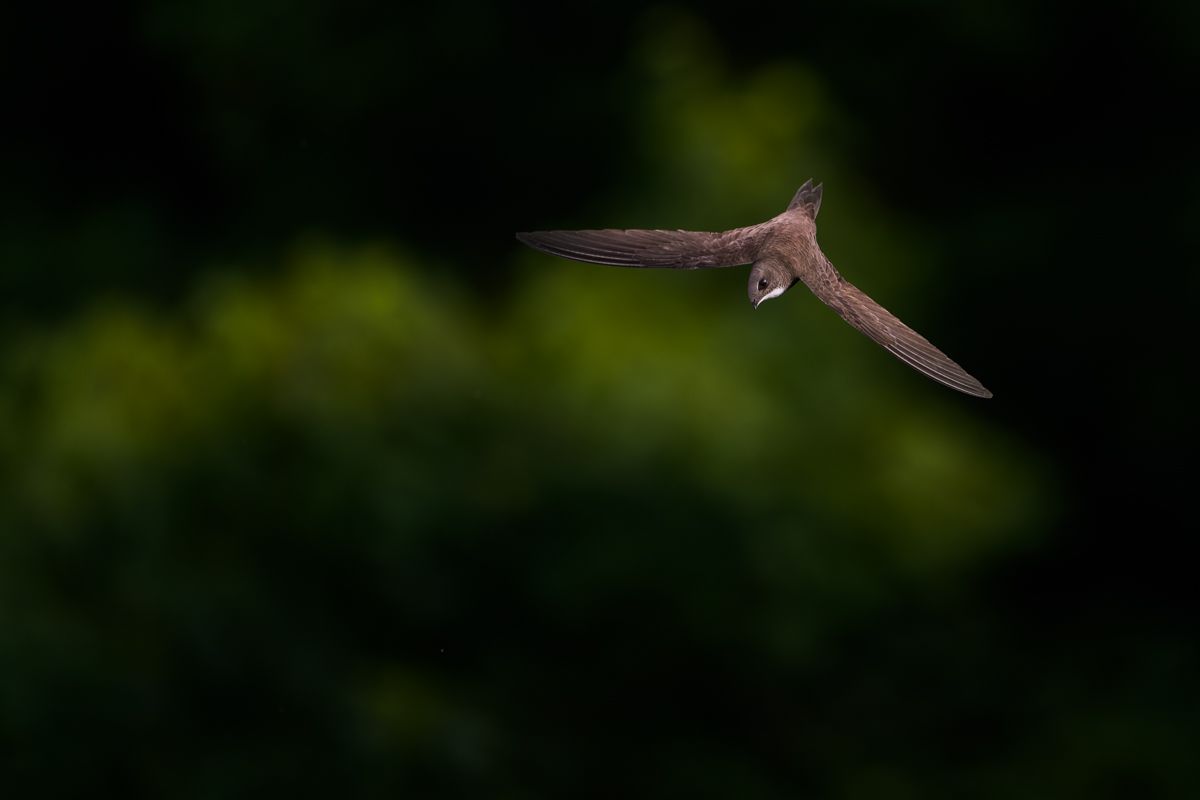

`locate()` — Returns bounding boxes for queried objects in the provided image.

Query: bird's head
[748,261,795,309]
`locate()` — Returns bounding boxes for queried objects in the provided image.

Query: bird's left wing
[799,258,992,398]
[516,225,767,269]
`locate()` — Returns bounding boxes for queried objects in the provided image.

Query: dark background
[2,1,1197,796]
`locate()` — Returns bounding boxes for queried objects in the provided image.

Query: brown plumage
[517,180,991,398]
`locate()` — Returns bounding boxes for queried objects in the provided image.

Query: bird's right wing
[799,258,992,398]
[516,224,768,270]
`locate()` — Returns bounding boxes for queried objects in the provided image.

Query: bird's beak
[751,298,761,310]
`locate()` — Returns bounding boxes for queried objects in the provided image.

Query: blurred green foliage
[3,2,1198,797]
[1,241,1044,796]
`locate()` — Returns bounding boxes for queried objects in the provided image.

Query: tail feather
[787,179,823,219]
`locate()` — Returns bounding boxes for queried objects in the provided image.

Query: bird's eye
[758,278,769,291]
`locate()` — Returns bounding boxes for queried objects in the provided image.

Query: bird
[516,180,991,398]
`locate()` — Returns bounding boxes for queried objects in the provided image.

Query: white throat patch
[759,285,786,303]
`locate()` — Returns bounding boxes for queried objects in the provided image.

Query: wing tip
[515,230,557,256]
[949,373,992,399]
[956,371,992,399]
[963,383,993,399]
[938,371,992,399]
[929,373,992,399]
